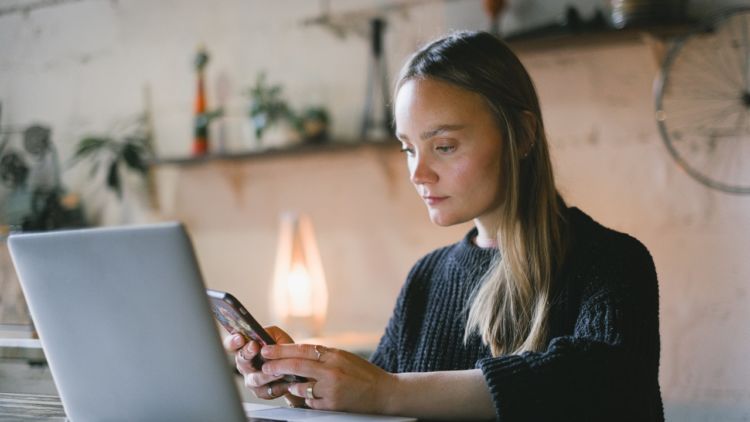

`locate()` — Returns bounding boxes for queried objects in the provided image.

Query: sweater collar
[449,206,589,270]
[446,227,499,276]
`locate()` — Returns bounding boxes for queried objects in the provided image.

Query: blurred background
[1,0,749,420]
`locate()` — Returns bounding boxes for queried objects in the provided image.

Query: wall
[524,42,750,421]
[2,1,750,420]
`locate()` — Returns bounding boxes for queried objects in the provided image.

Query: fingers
[261,343,332,362]
[287,381,320,400]
[260,356,322,380]
[243,365,285,387]
[265,325,295,344]
[257,344,336,382]
[223,333,246,352]
[283,395,307,408]
[250,380,289,400]
[287,381,325,409]
[235,340,261,375]
[232,327,317,405]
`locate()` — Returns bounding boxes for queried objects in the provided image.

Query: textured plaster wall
[1,1,750,420]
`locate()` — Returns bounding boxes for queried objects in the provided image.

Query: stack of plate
[607,0,686,29]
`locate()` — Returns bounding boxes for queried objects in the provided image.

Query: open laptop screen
[9,223,247,422]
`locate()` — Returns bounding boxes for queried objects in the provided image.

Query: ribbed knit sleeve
[477,232,663,421]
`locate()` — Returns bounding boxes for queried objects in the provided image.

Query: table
[0,392,418,421]
[0,392,65,420]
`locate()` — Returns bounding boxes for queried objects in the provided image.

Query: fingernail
[232,334,243,346]
[262,364,270,374]
[261,346,273,356]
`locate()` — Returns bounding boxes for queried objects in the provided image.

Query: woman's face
[395,77,505,227]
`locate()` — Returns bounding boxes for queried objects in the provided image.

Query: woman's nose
[409,154,438,185]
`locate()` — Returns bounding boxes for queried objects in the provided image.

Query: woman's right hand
[222,326,305,407]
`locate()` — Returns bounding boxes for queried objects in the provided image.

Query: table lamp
[270,212,328,338]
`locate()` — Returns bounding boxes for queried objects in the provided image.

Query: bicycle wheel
[655,8,750,194]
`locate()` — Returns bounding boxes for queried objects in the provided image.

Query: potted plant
[297,106,330,144]
[69,115,152,200]
[67,114,159,226]
[247,73,331,147]
[247,72,297,146]
[0,124,86,232]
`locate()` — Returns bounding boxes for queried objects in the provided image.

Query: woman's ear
[518,111,538,159]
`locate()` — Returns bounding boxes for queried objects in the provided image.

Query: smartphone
[206,288,306,383]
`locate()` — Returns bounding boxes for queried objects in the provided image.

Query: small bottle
[193,46,209,155]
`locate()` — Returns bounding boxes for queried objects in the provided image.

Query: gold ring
[305,383,317,400]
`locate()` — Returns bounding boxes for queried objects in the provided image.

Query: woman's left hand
[259,343,396,413]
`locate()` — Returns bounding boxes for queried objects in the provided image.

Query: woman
[225,30,663,421]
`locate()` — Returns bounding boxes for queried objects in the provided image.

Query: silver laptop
[8,222,414,422]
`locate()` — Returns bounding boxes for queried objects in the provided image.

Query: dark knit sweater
[370,207,663,421]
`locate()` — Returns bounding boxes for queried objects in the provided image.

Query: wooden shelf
[505,24,693,52]
[149,26,696,167]
[149,139,399,167]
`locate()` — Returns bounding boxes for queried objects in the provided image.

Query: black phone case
[206,289,307,383]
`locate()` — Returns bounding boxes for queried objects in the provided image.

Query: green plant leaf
[106,161,121,198]
[122,143,148,174]
[74,137,108,156]
[69,137,110,167]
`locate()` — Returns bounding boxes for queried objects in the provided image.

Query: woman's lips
[423,196,448,205]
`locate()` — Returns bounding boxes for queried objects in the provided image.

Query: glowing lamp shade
[270,213,328,337]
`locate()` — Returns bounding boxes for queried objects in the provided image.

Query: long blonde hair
[395,31,568,356]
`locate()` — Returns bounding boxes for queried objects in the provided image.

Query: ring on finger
[305,382,319,400]
[267,386,274,398]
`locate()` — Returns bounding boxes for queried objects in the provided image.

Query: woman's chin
[428,211,461,227]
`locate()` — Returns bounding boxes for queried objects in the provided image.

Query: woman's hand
[222,326,305,407]
[259,344,397,414]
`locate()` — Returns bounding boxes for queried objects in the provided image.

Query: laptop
[8,222,415,422]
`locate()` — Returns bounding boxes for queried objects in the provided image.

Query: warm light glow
[287,264,313,317]
[270,212,328,337]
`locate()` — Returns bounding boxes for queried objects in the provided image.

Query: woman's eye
[400,146,415,155]
[435,145,456,153]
